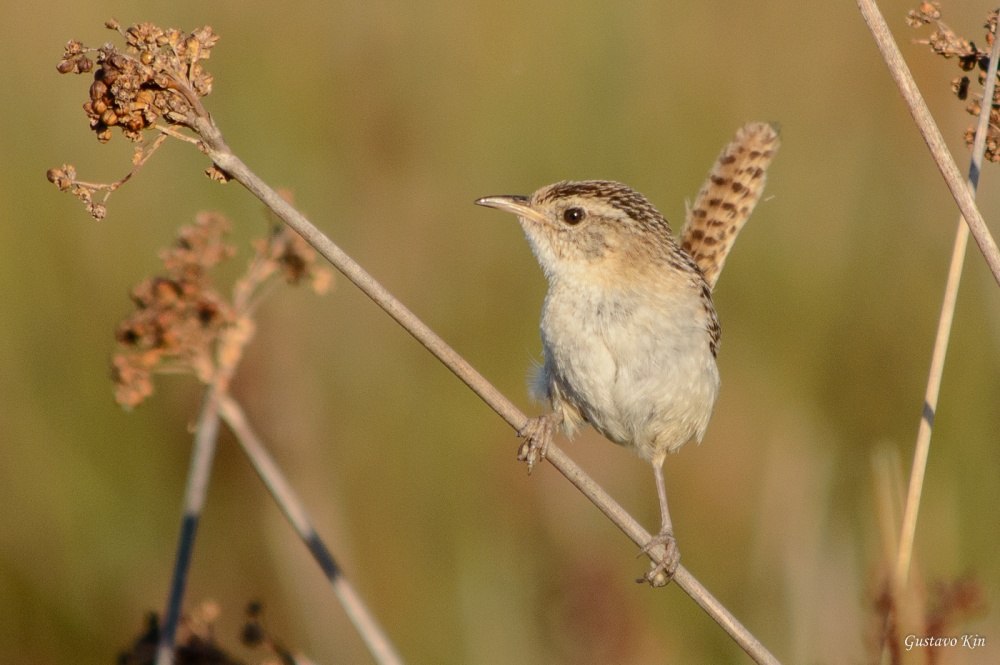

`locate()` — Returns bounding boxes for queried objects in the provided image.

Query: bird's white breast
[539,271,720,461]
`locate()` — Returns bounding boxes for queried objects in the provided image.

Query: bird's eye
[562,207,585,225]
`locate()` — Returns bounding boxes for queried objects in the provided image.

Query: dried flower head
[909,5,1000,161]
[56,20,217,143]
[51,22,229,219]
[56,40,94,74]
[867,572,989,662]
[254,224,334,294]
[112,210,331,409]
[112,212,235,408]
[906,2,942,27]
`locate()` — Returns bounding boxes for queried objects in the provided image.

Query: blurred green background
[3,1,999,663]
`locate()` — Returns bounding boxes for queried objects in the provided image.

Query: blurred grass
[3,1,999,663]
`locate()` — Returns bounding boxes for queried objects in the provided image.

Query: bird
[475,122,779,583]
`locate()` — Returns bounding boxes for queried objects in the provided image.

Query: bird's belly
[542,288,719,460]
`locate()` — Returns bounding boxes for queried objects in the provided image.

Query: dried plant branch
[156,274,267,665]
[155,387,222,665]
[50,23,221,218]
[894,9,1000,594]
[217,394,403,665]
[102,210,331,664]
[46,134,168,219]
[857,0,1000,286]
[870,442,988,661]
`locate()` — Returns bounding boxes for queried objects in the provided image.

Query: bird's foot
[636,530,680,587]
[516,413,558,473]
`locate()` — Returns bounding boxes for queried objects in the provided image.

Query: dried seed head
[907,2,941,27]
[46,166,74,191]
[88,202,107,220]
[110,210,330,408]
[58,20,219,143]
[89,80,107,101]
[909,4,1000,161]
[56,40,94,74]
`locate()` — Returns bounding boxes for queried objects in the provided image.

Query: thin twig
[154,124,202,146]
[155,309,255,664]
[155,385,222,665]
[857,0,1000,287]
[217,394,404,665]
[174,110,782,665]
[893,6,1000,592]
[110,134,170,198]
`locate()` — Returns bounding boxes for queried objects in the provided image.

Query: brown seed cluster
[245,194,335,295]
[56,20,217,143]
[45,163,107,220]
[50,21,222,218]
[111,209,332,409]
[908,3,1000,161]
[56,40,93,75]
[112,212,235,408]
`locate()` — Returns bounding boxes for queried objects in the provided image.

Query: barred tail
[681,122,780,290]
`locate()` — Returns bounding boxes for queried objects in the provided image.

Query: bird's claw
[517,414,556,473]
[636,531,680,587]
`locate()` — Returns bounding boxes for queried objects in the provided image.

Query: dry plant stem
[217,394,403,665]
[155,301,253,663]
[894,7,1000,593]
[105,134,168,198]
[857,0,1000,287]
[872,447,904,567]
[64,133,168,208]
[155,385,222,665]
[177,113,780,663]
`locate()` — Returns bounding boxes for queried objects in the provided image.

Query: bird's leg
[638,460,680,586]
[516,411,561,473]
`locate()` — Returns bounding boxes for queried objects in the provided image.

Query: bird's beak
[475,195,548,225]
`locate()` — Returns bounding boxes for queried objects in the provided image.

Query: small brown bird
[476,123,778,583]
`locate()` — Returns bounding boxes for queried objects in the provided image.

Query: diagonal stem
[155,385,222,665]
[217,394,403,665]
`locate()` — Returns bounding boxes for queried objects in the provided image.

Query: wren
[476,122,778,583]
